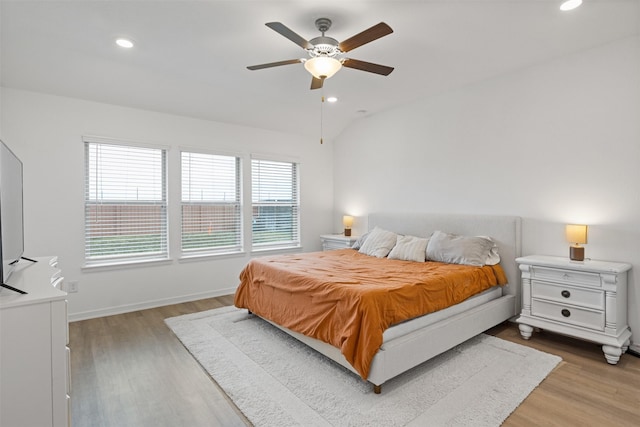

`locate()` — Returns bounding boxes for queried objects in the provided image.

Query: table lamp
[343,215,354,237]
[566,224,588,261]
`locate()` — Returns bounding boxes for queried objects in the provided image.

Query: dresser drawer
[66,347,71,394]
[531,266,601,287]
[531,281,604,310]
[531,299,605,331]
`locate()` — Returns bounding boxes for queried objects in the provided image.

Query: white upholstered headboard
[367,212,522,314]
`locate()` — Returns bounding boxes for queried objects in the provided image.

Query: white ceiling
[1,0,638,141]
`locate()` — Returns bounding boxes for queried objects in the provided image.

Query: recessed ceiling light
[115,38,134,48]
[327,96,338,103]
[560,0,582,11]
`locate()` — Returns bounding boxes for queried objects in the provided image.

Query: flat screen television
[0,139,24,285]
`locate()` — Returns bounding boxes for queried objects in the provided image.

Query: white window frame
[250,155,300,251]
[180,149,243,257]
[83,136,169,266]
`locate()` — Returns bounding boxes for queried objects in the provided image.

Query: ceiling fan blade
[247,59,303,71]
[310,76,324,90]
[342,58,394,76]
[338,22,393,53]
[265,22,312,50]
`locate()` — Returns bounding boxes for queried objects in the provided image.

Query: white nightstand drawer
[531,281,604,310]
[531,266,601,288]
[531,299,605,331]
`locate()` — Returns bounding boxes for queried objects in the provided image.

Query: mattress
[381,285,503,345]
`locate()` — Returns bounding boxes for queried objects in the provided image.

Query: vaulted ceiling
[1,1,638,140]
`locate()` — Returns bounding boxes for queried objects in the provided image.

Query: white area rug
[165,306,561,427]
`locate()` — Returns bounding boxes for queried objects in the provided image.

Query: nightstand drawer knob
[561,309,571,317]
[561,290,571,298]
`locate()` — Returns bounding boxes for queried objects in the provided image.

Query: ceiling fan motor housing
[308,36,341,58]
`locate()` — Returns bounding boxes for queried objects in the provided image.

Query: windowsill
[250,245,302,256]
[81,246,302,271]
[179,251,246,263]
[82,257,173,272]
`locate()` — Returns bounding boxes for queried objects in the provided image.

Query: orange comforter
[234,249,507,380]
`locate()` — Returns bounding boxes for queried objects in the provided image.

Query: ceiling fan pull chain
[320,92,324,144]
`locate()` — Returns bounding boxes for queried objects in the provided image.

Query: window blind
[181,151,242,254]
[84,141,168,263]
[251,158,300,249]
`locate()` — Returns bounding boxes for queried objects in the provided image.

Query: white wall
[0,88,334,320]
[333,36,640,351]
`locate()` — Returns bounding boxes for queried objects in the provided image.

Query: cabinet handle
[561,290,571,298]
[561,309,571,317]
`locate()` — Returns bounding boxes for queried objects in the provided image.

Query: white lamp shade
[566,224,588,245]
[343,215,354,228]
[304,57,342,79]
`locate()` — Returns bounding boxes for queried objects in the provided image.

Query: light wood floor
[70,296,640,426]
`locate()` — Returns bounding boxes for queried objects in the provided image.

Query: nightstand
[516,255,632,364]
[320,234,358,251]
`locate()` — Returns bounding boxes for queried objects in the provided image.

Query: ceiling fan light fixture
[304,56,342,79]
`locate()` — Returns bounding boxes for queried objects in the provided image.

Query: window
[84,139,167,264]
[181,151,242,255]
[251,158,300,250]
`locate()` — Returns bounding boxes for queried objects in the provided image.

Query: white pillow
[479,236,501,265]
[388,235,429,262]
[351,232,370,250]
[426,230,495,266]
[358,227,397,258]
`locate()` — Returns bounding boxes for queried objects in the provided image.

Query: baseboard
[629,343,640,358]
[68,287,237,322]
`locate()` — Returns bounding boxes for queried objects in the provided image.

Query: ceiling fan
[247,18,394,90]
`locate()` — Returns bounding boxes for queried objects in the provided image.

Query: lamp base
[344,228,351,237]
[569,246,584,261]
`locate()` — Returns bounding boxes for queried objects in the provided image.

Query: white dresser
[516,255,632,364]
[0,257,70,427]
[320,234,358,251]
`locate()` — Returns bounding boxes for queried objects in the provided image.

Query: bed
[235,212,522,393]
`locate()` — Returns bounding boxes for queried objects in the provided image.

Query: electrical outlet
[66,280,79,293]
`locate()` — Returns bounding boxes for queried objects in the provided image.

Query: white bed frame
[265,213,522,393]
